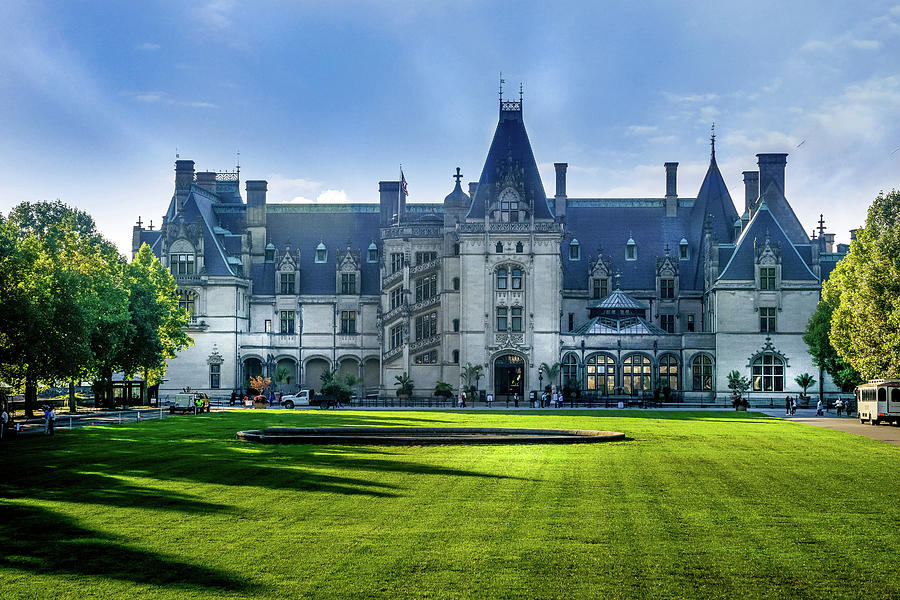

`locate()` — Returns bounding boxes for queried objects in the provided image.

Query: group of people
[784,396,798,415]
[456,390,565,408]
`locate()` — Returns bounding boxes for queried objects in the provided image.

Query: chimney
[554,163,568,221]
[756,153,787,199]
[664,162,678,217]
[379,181,400,226]
[743,171,759,214]
[196,171,217,194]
[824,233,835,253]
[850,229,858,241]
[174,159,195,213]
[245,180,268,263]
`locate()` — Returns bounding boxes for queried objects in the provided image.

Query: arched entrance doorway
[242,358,263,393]
[493,354,525,396]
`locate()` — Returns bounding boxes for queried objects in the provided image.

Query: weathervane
[453,167,463,184]
[710,122,716,160]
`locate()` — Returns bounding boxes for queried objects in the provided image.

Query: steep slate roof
[562,199,700,291]
[467,103,554,220]
[754,181,809,245]
[263,205,382,295]
[180,188,235,277]
[717,201,817,282]
[689,153,740,289]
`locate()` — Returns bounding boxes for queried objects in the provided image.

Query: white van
[855,380,900,425]
[280,390,310,409]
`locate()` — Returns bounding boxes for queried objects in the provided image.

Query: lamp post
[539,368,544,406]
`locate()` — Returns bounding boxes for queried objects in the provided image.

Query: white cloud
[650,135,676,144]
[195,0,235,31]
[136,42,160,51]
[801,40,830,52]
[266,175,322,203]
[663,92,719,103]
[890,4,900,16]
[850,39,881,49]
[625,125,658,136]
[316,189,348,203]
[123,90,218,109]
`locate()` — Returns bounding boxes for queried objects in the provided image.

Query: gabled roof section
[467,101,553,220]
[717,201,817,282]
[755,181,809,245]
[180,189,236,277]
[691,154,739,246]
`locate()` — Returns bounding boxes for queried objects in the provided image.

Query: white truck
[280,390,310,410]
[855,380,900,425]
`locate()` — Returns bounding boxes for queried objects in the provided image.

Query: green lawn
[1,410,898,599]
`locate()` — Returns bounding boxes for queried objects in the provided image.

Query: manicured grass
[1,410,898,599]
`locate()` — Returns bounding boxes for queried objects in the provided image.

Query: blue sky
[1,1,899,255]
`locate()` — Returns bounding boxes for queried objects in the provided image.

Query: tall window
[592,278,608,299]
[340,310,356,334]
[496,268,508,290]
[367,244,378,263]
[452,319,459,332]
[562,354,579,389]
[679,239,689,260]
[390,287,403,310]
[760,267,776,290]
[752,353,784,392]
[658,355,678,391]
[390,252,404,273]
[177,290,196,316]
[171,253,195,276]
[760,307,776,333]
[511,268,523,290]
[415,274,437,302]
[280,310,295,334]
[415,312,438,340]
[280,273,295,295]
[568,313,574,331]
[496,241,504,253]
[660,278,675,299]
[209,363,221,389]
[586,354,615,395]
[500,200,519,222]
[660,314,675,333]
[692,355,713,391]
[341,273,356,295]
[496,307,508,331]
[626,239,637,261]
[511,307,523,332]
[623,354,652,395]
[452,350,459,363]
[515,241,524,253]
[452,277,460,291]
[415,251,437,265]
[569,240,580,260]
[390,325,403,349]
[687,314,695,332]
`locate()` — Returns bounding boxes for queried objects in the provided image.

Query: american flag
[400,169,408,197]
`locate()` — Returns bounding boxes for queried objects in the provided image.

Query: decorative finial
[519,82,523,103]
[148,220,154,231]
[665,244,670,256]
[811,228,817,240]
[710,122,716,160]
[818,214,826,237]
[136,215,143,228]
[499,72,505,102]
[236,149,241,177]
[175,147,179,159]
[453,167,463,185]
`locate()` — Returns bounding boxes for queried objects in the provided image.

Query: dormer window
[679,238,689,260]
[760,267,776,290]
[626,237,637,261]
[171,253,195,276]
[498,187,520,222]
[367,242,378,263]
[265,243,275,263]
[569,239,581,261]
[315,242,327,263]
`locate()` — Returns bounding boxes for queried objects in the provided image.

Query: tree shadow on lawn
[237,411,457,427]
[0,502,257,594]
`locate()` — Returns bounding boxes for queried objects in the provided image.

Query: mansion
[134,97,846,400]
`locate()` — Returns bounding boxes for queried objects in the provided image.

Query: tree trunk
[104,367,114,409]
[24,363,36,418]
[68,380,76,413]
[141,368,149,405]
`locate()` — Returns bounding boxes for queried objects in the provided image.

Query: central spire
[710,122,717,162]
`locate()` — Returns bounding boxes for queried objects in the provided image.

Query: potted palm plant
[395,372,414,399]
[795,373,816,407]
[434,380,453,399]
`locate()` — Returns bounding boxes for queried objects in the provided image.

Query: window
[265,245,275,262]
[415,312,438,341]
[390,287,403,310]
[592,278,608,299]
[660,314,675,333]
[496,241,504,253]
[390,252,404,273]
[452,319,459,332]
[496,307,508,331]
[390,325,403,349]
[209,363,220,389]
[340,310,357,334]
[496,268,508,290]
[414,274,437,302]
[511,268,523,290]
[760,266,776,290]
[511,307,523,332]
[264,319,272,333]
[500,200,519,222]
[516,241,524,253]
[415,251,437,265]
[626,237,637,261]
[171,253,195,276]
[679,238,689,260]
[562,354,578,389]
[280,310,295,334]
[280,273,295,295]
[586,354,616,395]
[177,290,196,316]
[752,352,784,392]
[452,350,459,363]
[760,307,776,333]
[692,355,713,391]
[623,354,652,395]
[415,350,438,365]
[341,273,356,295]
[687,314,695,332]
[658,355,678,391]
[453,243,460,255]
[569,240,580,260]
[452,277,460,291]
[568,313,574,331]
[315,243,327,263]
[368,243,378,263]
[660,278,675,299]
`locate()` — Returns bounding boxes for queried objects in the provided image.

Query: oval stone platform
[236,426,625,445]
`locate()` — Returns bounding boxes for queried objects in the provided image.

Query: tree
[394,372,414,397]
[804,297,863,392]
[825,189,900,380]
[433,380,453,398]
[461,362,483,396]
[726,370,750,410]
[249,376,271,396]
[794,373,816,398]
[320,368,359,405]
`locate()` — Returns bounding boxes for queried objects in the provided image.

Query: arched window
[623,354,652,395]
[562,354,579,389]
[177,290,196,317]
[496,241,504,253]
[315,242,327,263]
[626,236,637,261]
[585,353,615,396]
[515,241,524,253]
[496,268,508,290]
[752,353,784,392]
[692,355,713,391]
[569,239,580,260]
[658,355,679,391]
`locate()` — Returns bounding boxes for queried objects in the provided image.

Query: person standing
[513,392,519,408]
[791,397,797,415]
[229,391,237,406]
[816,399,823,416]
[785,395,791,415]
[486,393,493,408]
[46,406,56,435]
[1,406,9,440]
[835,398,843,417]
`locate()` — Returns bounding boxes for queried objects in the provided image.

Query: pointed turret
[466,93,553,221]
[691,126,739,244]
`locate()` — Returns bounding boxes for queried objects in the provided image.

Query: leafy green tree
[540,361,561,389]
[321,368,358,404]
[825,189,900,380]
[461,362,483,396]
[804,297,863,392]
[726,370,750,410]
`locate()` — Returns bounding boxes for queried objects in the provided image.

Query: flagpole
[398,164,402,224]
